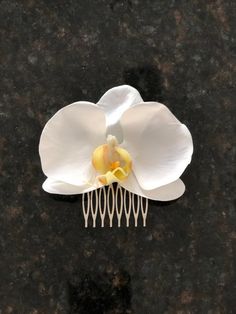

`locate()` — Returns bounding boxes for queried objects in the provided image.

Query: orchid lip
[92,134,132,186]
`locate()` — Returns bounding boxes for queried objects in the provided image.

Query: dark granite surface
[0,0,235,313]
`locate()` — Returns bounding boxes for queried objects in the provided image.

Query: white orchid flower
[39,85,193,201]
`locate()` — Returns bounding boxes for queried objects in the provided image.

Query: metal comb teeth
[82,184,148,228]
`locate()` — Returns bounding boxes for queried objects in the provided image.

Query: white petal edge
[97,85,143,142]
[39,101,106,185]
[120,102,193,190]
[43,177,97,195]
[120,172,185,201]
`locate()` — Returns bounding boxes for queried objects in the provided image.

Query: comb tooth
[140,197,148,227]
[132,194,140,227]
[99,186,106,227]
[82,192,90,228]
[90,190,98,228]
[124,189,132,227]
[107,185,115,227]
[116,185,123,227]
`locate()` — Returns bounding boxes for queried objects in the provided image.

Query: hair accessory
[82,184,148,228]
[39,85,193,227]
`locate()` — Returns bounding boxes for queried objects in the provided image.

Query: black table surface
[0,1,235,313]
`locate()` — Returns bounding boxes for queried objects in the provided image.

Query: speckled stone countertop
[0,1,235,313]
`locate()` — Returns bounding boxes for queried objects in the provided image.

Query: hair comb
[82,184,148,228]
[39,85,193,228]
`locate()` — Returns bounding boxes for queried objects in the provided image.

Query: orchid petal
[97,85,143,142]
[120,102,193,190]
[120,173,185,201]
[39,101,106,185]
[43,178,97,195]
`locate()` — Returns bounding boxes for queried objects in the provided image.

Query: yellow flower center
[92,135,132,186]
